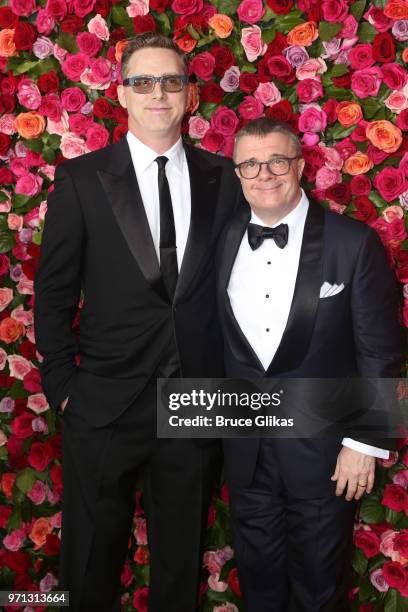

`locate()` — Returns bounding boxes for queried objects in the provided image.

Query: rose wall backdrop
[0,0,408,610]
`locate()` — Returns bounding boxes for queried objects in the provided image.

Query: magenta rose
[45,0,68,19]
[210,106,239,137]
[367,144,389,165]
[351,67,383,99]
[382,562,408,593]
[237,96,264,119]
[133,587,149,612]
[61,87,87,112]
[76,32,102,57]
[322,0,349,22]
[73,0,95,18]
[381,63,408,90]
[27,480,47,505]
[36,9,55,34]
[171,0,203,15]
[296,78,323,103]
[61,53,89,81]
[39,93,62,121]
[9,0,36,17]
[350,175,371,196]
[86,124,109,151]
[298,106,327,133]
[201,129,224,153]
[364,6,392,33]
[17,78,41,110]
[237,0,265,24]
[189,52,215,81]
[68,113,92,136]
[23,369,42,393]
[348,44,374,70]
[354,529,381,559]
[374,167,408,203]
[15,173,43,197]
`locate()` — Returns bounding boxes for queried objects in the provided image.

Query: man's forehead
[236,133,297,158]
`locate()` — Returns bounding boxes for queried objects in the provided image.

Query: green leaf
[350,0,367,23]
[214,0,241,16]
[29,57,60,77]
[0,191,8,203]
[359,496,386,523]
[45,133,62,150]
[384,589,407,612]
[331,64,349,78]
[16,467,37,495]
[327,124,356,141]
[199,102,218,121]
[55,33,79,54]
[385,507,403,524]
[241,64,258,74]
[22,138,43,152]
[262,28,278,45]
[369,192,386,209]
[7,507,22,531]
[12,194,30,209]
[352,547,368,576]
[6,58,38,74]
[0,231,16,254]
[42,146,56,164]
[32,227,43,246]
[156,12,171,37]
[0,445,8,460]
[357,22,377,43]
[357,576,375,601]
[275,11,305,33]
[111,5,133,29]
[319,21,343,42]
[361,98,383,120]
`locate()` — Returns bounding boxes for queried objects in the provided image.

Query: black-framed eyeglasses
[235,156,301,179]
[122,74,189,94]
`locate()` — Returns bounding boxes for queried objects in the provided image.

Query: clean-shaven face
[234,132,305,222]
[117,47,188,143]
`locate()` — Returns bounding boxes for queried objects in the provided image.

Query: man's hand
[60,397,69,413]
[331,447,376,501]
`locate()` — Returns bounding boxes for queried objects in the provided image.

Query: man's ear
[298,158,305,179]
[117,85,127,110]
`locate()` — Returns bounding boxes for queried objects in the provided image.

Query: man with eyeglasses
[34,33,240,611]
[216,118,402,611]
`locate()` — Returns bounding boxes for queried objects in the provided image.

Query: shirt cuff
[342,438,390,460]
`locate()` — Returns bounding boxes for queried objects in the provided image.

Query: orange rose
[208,14,234,39]
[384,0,408,19]
[336,101,363,127]
[15,112,46,139]
[0,318,25,344]
[134,546,150,564]
[366,120,403,153]
[403,48,408,63]
[174,33,197,54]
[0,29,17,58]
[186,82,200,114]
[29,517,52,550]
[1,473,16,499]
[344,152,374,175]
[287,22,318,47]
[115,40,128,64]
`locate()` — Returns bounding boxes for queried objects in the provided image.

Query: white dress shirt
[227,189,388,460]
[126,131,191,270]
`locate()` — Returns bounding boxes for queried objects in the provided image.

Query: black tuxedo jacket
[217,200,403,496]
[34,136,241,426]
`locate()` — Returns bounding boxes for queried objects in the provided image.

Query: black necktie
[247,222,289,251]
[156,156,178,301]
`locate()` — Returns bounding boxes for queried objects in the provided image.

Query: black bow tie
[247,222,289,251]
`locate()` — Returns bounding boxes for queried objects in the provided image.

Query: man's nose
[151,80,166,99]
[258,163,273,180]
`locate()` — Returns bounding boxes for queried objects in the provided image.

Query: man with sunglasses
[216,118,402,611]
[35,33,240,611]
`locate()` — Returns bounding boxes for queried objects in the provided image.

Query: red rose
[0,94,16,114]
[93,97,112,119]
[1,75,18,96]
[322,98,338,124]
[297,78,323,103]
[113,124,127,143]
[190,52,215,82]
[265,31,287,56]
[45,0,68,19]
[27,441,54,472]
[110,27,127,45]
[325,182,351,206]
[18,340,36,360]
[257,58,273,83]
[239,72,259,93]
[133,587,149,612]
[381,63,408,90]
[332,73,351,89]
[150,0,170,11]
[133,13,157,33]
[23,369,42,393]
[382,483,408,513]
[104,83,118,101]
[171,0,203,15]
[227,567,242,597]
[11,412,34,439]
[395,249,408,283]
[267,55,295,84]
[393,531,408,558]
[350,175,371,196]
[50,464,63,497]
[0,504,12,529]
[266,0,293,13]
[37,71,60,94]
[95,0,110,17]
[298,0,322,21]
[22,258,38,281]
[43,533,61,556]
[366,144,389,165]
[374,167,408,203]
[302,145,326,181]
[14,22,37,51]
[6,550,31,573]
[0,134,11,156]
[0,7,19,27]
[201,129,224,153]
[8,435,28,470]
[372,32,396,63]
[396,109,408,131]
[210,45,235,78]
[61,15,84,33]
[111,106,128,124]
[382,561,408,592]
[266,99,293,122]
[354,529,381,559]
[1,473,16,498]
[200,81,223,104]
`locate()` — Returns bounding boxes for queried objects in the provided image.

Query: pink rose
[321,145,342,170]
[351,67,383,99]
[370,568,389,592]
[61,53,89,81]
[15,172,43,197]
[254,82,281,106]
[241,25,267,62]
[220,66,241,92]
[340,14,358,38]
[393,470,408,487]
[350,174,371,196]
[86,124,110,151]
[302,133,320,145]
[381,530,400,561]
[322,0,349,23]
[60,133,88,159]
[210,106,239,136]
[213,605,239,612]
[374,168,408,203]
[208,573,228,592]
[82,57,112,88]
[383,205,404,223]
[36,9,55,35]
[0,114,17,135]
[27,480,47,505]
[3,529,25,552]
[17,79,42,110]
[237,95,264,119]
[7,214,23,231]
[134,517,148,545]
[296,78,323,103]
[73,0,96,17]
[87,14,110,40]
[382,63,408,90]
[348,44,374,70]
[127,0,149,17]
[10,158,29,178]
[27,393,49,414]
[47,110,69,136]
[190,52,215,81]
[45,0,67,20]
[0,348,7,369]
[62,88,87,113]
[298,105,327,133]
[371,218,407,245]
[237,0,265,24]
[315,166,342,190]
[201,129,224,153]
[33,36,54,60]
[385,90,408,113]
[9,0,36,17]
[296,58,327,80]
[76,32,102,57]
[53,43,67,64]
[8,355,31,379]
[17,274,34,295]
[401,153,408,177]
[0,288,13,312]
[69,113,93,136]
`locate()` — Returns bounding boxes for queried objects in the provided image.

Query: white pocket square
[319,282,345,298]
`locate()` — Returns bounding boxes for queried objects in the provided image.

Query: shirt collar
[126,131,185,175]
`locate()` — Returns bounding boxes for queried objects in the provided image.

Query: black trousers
[59,379,219,611]
[228,439,357,612]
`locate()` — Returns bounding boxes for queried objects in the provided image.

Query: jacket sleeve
[34,164,84,410]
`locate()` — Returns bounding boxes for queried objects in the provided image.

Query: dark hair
[120,33,189,78]
[233,117,302,159]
